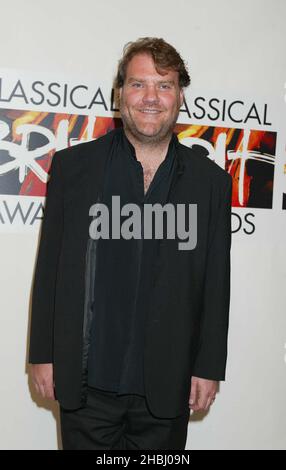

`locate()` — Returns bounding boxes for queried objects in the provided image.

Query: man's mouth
[138,109,162,114]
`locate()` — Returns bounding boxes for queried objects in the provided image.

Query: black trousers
[60,387,190,450]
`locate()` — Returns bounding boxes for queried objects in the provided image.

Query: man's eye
[132,83,143,88]
[160,84,171,89]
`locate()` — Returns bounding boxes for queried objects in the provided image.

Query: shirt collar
[119,126,178,163]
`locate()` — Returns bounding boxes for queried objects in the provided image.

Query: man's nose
[142,85,159,104]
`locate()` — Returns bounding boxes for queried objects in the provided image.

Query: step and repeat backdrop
[0,70,284,231]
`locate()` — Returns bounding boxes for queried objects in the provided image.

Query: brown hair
[115,37,190,89]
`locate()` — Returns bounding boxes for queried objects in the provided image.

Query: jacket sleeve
[192,173,233,380]
[28,152,64,364]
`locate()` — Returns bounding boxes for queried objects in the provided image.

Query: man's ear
[114,87,121,110]
[179,89,184,107]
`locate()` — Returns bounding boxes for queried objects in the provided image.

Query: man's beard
[120,106,179,145]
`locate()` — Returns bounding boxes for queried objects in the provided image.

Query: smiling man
[119,53,183,141]
[29,37,232,450]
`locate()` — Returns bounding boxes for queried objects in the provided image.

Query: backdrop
[0,0,285,450]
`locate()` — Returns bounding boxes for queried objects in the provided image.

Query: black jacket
[29,127,232,418]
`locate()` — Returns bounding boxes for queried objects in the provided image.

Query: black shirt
[87,127,178,396]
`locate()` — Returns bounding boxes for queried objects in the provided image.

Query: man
[29,37,232,450]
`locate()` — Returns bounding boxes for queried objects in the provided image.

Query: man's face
[119,53,184,144]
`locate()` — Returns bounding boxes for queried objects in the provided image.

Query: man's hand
[189,376,218,412]
[30,363,55,400]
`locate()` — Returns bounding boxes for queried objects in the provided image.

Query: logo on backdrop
[0,71,285,231]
